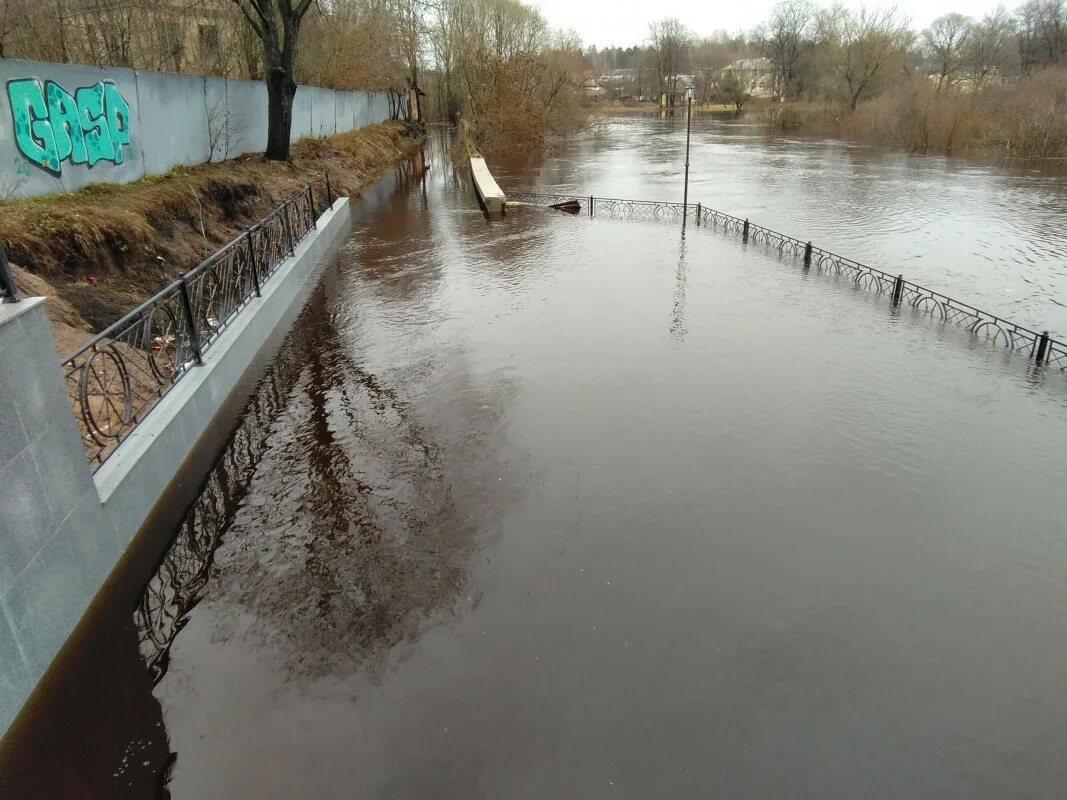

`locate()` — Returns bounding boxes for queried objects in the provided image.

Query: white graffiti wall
[1,58,399,199]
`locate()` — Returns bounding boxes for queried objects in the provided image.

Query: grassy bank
[1,122,423,354]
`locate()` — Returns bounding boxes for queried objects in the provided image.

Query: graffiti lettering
[6,78,132,176]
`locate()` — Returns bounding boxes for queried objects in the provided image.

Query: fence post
[178,279,204,366]
[804,241,813,267]
[891,274,905,307]
[325,170,334,208]
[308,185,318,225]
[1035,330,1051,363]
[589,196,594,218]
[742,219,750,241]
[0,243,21,303]
[695,202,701,226]
[245,231,262,298]
[281,205,295,256]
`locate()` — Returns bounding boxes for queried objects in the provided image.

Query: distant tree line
[587,1,1067,156]
[587,2,1067,103]
[7,0,1063,159]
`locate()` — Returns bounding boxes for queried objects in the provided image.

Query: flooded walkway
[5,123,1067,799]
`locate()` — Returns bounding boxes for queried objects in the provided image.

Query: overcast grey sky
[528,0,1000,48]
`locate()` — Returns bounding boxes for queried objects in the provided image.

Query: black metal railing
[507,191,1067,373]
[63,185,318,471]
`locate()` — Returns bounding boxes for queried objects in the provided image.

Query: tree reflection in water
[135,268,518,686]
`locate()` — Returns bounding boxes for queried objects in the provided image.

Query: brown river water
[3,118,1067,799]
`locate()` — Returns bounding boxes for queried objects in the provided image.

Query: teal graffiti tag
[6,78,134,176]
[7,79,59,174]
[74,82,115,166]
[44,81,86,165]
[104,83,131,160]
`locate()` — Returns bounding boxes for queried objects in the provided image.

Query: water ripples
[574,117,1067,335]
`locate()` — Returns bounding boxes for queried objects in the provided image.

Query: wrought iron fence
[507,190,1067,373]
[63,185,318,471]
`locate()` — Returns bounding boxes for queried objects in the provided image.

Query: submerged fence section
[64,182,326,471]
[507,190,1067,373]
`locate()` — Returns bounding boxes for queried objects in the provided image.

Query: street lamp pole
[683,84,693,223]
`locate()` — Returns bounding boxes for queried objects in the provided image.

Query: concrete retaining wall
[0,198,353,737]
[1,57,399,198]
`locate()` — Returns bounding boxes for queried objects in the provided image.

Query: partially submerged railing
[507,191,1067,373]
[64,184,324,472]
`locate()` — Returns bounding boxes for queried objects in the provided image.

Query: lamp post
[682,84,694,223]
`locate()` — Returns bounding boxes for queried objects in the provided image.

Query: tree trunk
[265,66,296,161]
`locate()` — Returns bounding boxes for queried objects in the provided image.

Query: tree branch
[232,0,264,38]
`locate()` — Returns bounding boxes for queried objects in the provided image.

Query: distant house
[720,57,778,99]
[597,69,649,102]
[598,69,635,86]
[927,66,1003,93]
[56,0,250,78]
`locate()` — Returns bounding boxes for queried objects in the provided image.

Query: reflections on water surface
[138,170,519,686]
[495,116,1067,335]
[139,126,1067,800]
[6,121,1067,800]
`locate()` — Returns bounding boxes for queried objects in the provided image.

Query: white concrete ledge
[95,198,351,505]
[471,156,505,216]
[0,297,46,327]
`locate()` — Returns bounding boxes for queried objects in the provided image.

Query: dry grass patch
[0,122,422,335]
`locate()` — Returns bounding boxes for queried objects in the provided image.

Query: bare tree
[922,13,973,91]
[755,0,817,99]
[232,0,317,161]
[634,48,660,100]
[1017,0,1067,72]
[648,17,691,106]
[721,62,761,111]
[692,34,739,103]
[423,0,585,148]
[966,6,1016,85]
[207,93,242,160]
[390,0,425,122]
[822,6,914,111]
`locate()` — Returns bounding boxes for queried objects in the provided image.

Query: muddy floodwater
[4,119,1067,799]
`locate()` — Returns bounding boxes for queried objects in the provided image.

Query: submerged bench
[470,155,505,216]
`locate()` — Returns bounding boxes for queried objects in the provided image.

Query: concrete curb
[471,155,506,216]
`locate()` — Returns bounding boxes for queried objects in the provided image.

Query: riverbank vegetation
[589,0,1067,159]
[0,0,591,157]
[0,122,422,350]
[1,0,591,344]
[423,0,590,152]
